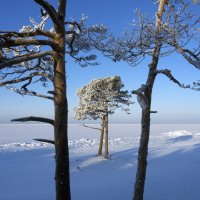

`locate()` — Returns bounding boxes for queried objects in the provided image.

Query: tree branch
[0,38,58,48]
[0,72,53,86]
[34,0,60,28]
[1,30,56,39]
[27,91,54,100]
[0,50,54,69]
[155,69,182,86]
[173,42,200,69]
[34,138,55,145]
[150,111,158,113]
[12,87,54,100]
[82,124,101,131]
[11,116,54,125]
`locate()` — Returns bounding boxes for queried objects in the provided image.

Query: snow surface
[1,124,200,200]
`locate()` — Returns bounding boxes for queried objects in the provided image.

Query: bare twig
[82,124,101,131]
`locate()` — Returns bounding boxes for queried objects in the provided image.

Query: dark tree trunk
[98,115,105,156]
[133,1,166,199]
[133,50,159,200]
[104,113,109,159]
[133,109,151,200]
[54,57,71,200]
[133,59,158,200]
[53,1,71,199]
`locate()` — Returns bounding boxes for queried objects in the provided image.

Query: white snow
[0,124,200,200]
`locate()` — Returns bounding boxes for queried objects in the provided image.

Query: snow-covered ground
[1,124,200,200]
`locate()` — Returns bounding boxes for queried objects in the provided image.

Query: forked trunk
[104,113,109,159]
[98,115,105,156]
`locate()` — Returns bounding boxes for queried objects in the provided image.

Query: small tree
[74,76,132,159]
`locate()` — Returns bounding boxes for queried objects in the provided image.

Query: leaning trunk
[133,108,151,200]
[104,113,109,159]
[98,115,105,156]
[133,67,156,200]
[133,1,166,199]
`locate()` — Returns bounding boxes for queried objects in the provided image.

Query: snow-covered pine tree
[74,76,132,159]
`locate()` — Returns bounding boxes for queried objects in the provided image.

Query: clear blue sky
[0,0,200,124]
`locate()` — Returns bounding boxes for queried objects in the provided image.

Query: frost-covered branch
[0,38,58,49]
[34,0,59,28]
[9,86,54,100]
[0,71,53,86]
[181,80,200,91]
[0,50,54,69]
[65,16,109,67]
[0,30,55,39]
[192,0,200,4]
[175,42,200,70]
[89,1,200,67]
[74,76,132,121]
[190,80,200,91]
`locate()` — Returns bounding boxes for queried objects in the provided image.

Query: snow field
[1,124,200,200]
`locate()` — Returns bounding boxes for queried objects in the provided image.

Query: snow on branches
[192,0,200,4]
[0,6,108,98]
[74,76,132,121]
[65,15,108,67]
[89,1,200,68]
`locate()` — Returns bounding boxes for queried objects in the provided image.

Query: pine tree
[74,76,132,159]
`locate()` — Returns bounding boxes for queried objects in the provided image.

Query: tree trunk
[133,1,166,199]
[104,113,109,159]
[53,1,71,199]
[98,115,105,156]
[54,56,71,200]
[133,109,151,200]
[133,2,167,200]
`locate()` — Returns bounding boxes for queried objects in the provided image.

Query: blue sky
[0,0,200,124]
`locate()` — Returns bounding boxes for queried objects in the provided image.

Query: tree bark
[104,113,109,159]
[133,108,151,200]
[98,115,105,156]
[133,1,167,199]
[53,0,71,199]
[133,66,157,200]
[54,54,71,200]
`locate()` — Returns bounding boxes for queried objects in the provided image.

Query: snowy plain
[1,124,200,200]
